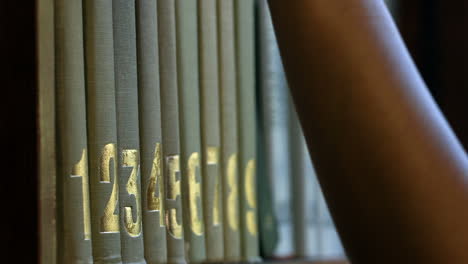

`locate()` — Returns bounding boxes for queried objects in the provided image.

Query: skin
[267,0,468,263]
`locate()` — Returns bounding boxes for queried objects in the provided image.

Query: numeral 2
[100,143,119,233]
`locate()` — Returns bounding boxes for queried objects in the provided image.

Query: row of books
[55,0,347,263]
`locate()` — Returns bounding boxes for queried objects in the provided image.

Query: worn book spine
[218,0,241,261]
[112,0,146,263]
[257,0,292,258]
[175,0,207,262]
[55,0,93,262]
[136,0,167,263]
[83,0,122,262]
[198,0,224,261]
[234,0,260,261]
[157,0,186,263]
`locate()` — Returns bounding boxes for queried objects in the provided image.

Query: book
[289,102,307,258]
[112,0,146,263]
[289,103,324,258]
[255,107,279,258]
[175,0,207,262]
[217,0,241,261]
[37,0,56,263]
[198,0,225,261]
[83,0,122,262]
[234,0,260,261]
[157,0,186,263]
[55,0,93,262]
[316,190,345,259]
[257,0,294,258]
[136,0,167,263]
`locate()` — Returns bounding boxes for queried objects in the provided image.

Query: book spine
[304,145,321,258]
[254,2,279,252]
[55,0,93,262]
[157,0,186,263]
[257,0,292,258]
[289,102,306,258]
[198,0,224,261]
[136,0,167,263]
[175,0,207,262]
[83,0,122,262]
[234,0,260,261]
[217,0,241,261]
[316,188,345,259]
[112,0,146,263]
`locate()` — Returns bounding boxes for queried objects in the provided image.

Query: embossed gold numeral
[188,152,204,235]
[166,155,183,239]
[207,147,221,226]
[245,159,257,236]
[147,143,165,227]
[100,143,120,233]
[71,149,92,240]
[122,149,142,237]
[227,153,239,231]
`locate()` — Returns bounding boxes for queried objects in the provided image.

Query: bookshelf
[33,0,348,263]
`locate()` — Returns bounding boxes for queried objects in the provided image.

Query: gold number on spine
[207,147,220,226]
[147,143,165,227]
[166,155,183,239]
[188,152,204,235]
[122,149,142,237]
[227,153,239,231]
[245,159,258,236]
[71,149,92,240]
[100,143,120,233]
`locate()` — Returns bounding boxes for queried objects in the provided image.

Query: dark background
[0,0,38,263]
[399,1,468,151]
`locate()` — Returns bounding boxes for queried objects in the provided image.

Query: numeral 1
[71,149,92,240]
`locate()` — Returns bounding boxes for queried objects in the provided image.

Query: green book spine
[112,1,146,263]
[218,0,241,261]
[157,0,186,263]
[257,0,282,257]
[136,0,167,263]
[235,0,260,261]
[289,102,306,258]
[198,0,224,261]
[84,0,122,262]
[175,0,207,262]
[55,0,93,262]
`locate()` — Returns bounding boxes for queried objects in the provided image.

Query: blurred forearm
[268,0,468,263]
